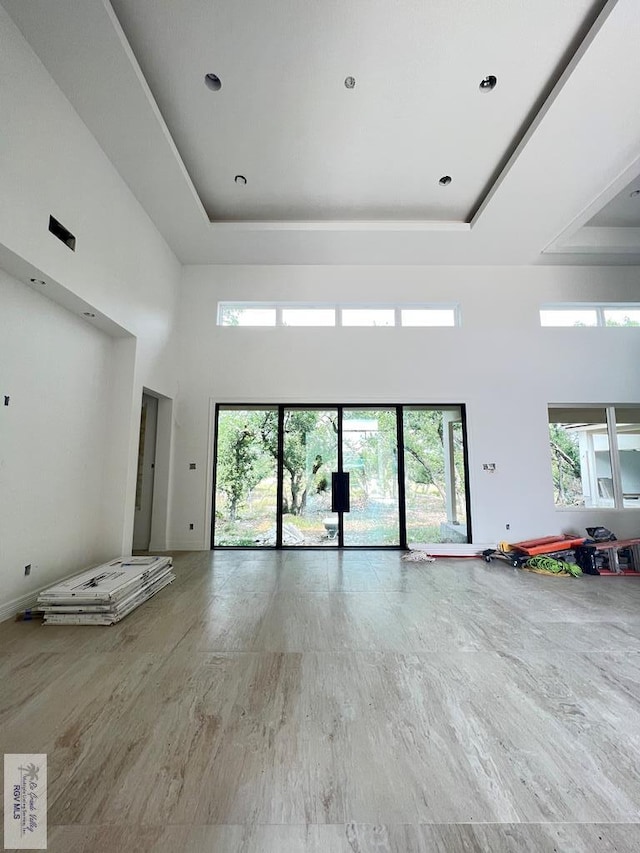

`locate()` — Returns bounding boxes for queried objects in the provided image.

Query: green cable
[526,555,582,577]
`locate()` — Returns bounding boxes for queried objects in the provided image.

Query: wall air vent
[48,215,76,251]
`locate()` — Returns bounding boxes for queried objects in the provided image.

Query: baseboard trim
[0,590,41,624]
[0,565,91,623]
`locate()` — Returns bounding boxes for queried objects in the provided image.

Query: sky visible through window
[220,307,276,326]
[218,303,459,327]
[540,309,598,327]
[281,308,335,326]
[402,309,456,327]
[341,309,395,326]
[540,306,640,327]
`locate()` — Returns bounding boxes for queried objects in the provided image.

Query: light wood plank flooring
[1,551,640,852]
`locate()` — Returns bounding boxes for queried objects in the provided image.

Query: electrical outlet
[189,463,196,470]
[189,523,194,530]
[506,523,510,530]
[4,396,9,406]
[24,564,31,576]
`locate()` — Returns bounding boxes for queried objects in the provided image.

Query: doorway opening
[211,404,471,549]
[133,393,158,551]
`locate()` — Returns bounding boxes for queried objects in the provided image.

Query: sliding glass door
[212,407,278,546]
[403,407,468,545]
[212,404,471,548]
[342,408,400,546]
[279,408,339,546]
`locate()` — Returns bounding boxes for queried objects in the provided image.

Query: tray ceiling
[4,0,640,264]
[108,0,603,223]
[589,175,640,227]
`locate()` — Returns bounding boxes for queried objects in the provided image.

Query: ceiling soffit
[3,0,640,264]
[108,0,606,224]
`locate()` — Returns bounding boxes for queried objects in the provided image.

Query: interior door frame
[133,392,158,551]
[211,402,472,550]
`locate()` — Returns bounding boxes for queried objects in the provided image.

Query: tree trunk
[289,472,307,515]
[229,498,238,521]
[405,446,446,503]
[555,449,565,503]
[551,440,581,478]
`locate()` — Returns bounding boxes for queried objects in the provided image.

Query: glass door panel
[342,408,400,545]
[614,408,640,508]
[403,406,469,544]
[213,407,278,546]
[281,409,339,546]
[213,403,471,548]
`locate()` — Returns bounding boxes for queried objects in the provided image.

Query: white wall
[173,264,640,549]
[0,6,181,614]
[0,269,116,610]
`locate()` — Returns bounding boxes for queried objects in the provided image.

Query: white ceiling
[4,0,640,265]
[108,0,600,224]
[589,175,640,227]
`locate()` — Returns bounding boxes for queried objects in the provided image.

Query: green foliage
[402,410,466,510]
[216,411,272,519]
[549,424,582,505]
[220,307,241,326]
[349,411,398,501]
[605,316,640,327]
[402,410,444,497]
[353,409,467,524]
[216,535,256,547]
[258,410,336,515]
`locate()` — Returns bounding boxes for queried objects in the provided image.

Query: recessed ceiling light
[630,189,640,198]
[83,312,96,318]
[439,175,452,186]
[479,75,497,92]
[30,278,46,285]
[204,73,222,91]
[234,175,247,185]
[344,76,356,89]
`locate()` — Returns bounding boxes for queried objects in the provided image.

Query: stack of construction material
[510,535,585,558]
[37,555,174,625]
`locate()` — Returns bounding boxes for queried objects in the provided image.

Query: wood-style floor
[1,551,640,852]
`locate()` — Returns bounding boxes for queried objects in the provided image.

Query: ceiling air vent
[48,215,76,251]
